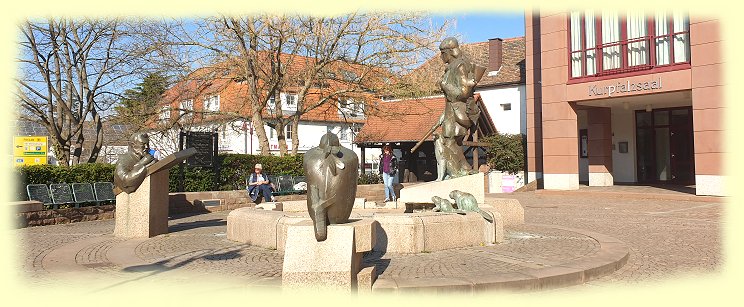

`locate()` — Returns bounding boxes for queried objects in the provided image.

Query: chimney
[488,38,503,72]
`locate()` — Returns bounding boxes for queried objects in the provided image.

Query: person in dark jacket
[247,163,275,203]
[378,145,399,202]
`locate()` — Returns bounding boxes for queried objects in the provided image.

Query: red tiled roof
[158,54,383,126]
[355,94,490,143]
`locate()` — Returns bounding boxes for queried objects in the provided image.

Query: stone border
[371,223,629,293]
[534,189,726,203]
[226,208,506,253]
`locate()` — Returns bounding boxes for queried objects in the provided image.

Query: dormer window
[338,98,365,119]
[204,95,220,112]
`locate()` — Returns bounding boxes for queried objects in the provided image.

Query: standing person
[378,145,398,202]
[247,163,275,203]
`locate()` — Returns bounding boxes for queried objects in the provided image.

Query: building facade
[526,11,725,196]
[149,59,380,170]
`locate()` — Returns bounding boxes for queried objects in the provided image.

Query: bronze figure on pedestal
[411,37,486,181]
[303,132,359,241]
[114,133,157,194]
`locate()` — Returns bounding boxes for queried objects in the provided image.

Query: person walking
[378,145,398,202]
[247,163,275,203]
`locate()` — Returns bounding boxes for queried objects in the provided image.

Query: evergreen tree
[116,72,170,127]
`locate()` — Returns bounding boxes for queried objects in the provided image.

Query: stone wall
[16,205,115,228]
[14,183,417,228]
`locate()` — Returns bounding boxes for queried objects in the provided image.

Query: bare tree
[283,12,451,155]
[16,18,143,165]
[141,13,450,156]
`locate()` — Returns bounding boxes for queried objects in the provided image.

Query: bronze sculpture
[114,133,157,194]
[449,190,494,223]
[303,132,359,241]
[411,37,486,181]
[431,196,461,214]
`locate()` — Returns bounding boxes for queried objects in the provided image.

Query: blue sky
[430,12,525,43]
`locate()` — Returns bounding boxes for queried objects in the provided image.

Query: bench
[26,184,53,208]
[93,182,116,205]
[245,175,307,200]
[71,183,98,206]
[26,182,117,209]
[270,175,307,196]
[50,183,79,208]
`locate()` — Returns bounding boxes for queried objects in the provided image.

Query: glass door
[635,107,694,184]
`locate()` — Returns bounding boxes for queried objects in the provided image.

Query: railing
[570,29,690,80]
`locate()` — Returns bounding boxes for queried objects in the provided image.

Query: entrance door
[635,107,695,184]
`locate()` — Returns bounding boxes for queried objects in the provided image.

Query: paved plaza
[10,190,723,292]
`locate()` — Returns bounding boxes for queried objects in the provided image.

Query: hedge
[483,132,526,174]
[15,154,306,199]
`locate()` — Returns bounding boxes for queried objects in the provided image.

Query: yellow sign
[14,156,48,166]
[14,136,48,166]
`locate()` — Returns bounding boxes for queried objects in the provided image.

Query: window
[180,99,193,118]
[338,98,365,119]
[159,106,171,121]
[204,95,220,112]
[569,11,690,79]
[351,125,362,142]
[285,125,293,141]
[281,92,298,111]
[338,126,349,141]
[340,70,358,82]
[501,103,512,111]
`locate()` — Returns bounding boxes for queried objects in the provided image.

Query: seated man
[246,163,275,203]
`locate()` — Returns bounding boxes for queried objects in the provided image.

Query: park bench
[26,184,53,208]
[71,183,98,206]
[25,182,116,209]
[270,175,307,196]
[245,175,307,198]
[50,183,79,208]
[93,182,116,205]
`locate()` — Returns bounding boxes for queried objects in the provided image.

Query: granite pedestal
[281,219,377,292]
[114,170,169,238]
[113,148,195,239]
[397,172,485,204]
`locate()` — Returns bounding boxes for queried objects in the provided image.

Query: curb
[534,189,726,203]
[371,224,629,293]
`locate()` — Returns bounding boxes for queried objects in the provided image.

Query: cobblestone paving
[500,192,723,287]
[11,191,723,290]
[363,224,600,278]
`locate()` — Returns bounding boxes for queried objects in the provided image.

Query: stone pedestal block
[483,197,525,226]
[114,171,169,238]
[282,219,376,292]
[398,172,485,204]
[256,202,283,211]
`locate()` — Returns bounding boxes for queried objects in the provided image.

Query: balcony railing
[570,28,690,80]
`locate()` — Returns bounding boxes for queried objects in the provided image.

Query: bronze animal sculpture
[411,37,486,181]
[449,190,494,223]
[431,196,465,215]
[303,132,359,241]
[114,133,157,194]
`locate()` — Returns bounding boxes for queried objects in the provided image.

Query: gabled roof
[158,53,387,126]
[355,93,495,144]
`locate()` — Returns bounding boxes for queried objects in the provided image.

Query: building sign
[183,131,216,167]
[14,136,48,166]
[589,77,662,97]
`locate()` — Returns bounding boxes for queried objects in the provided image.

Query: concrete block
[114,171,169,238]
[256,202,283,211]
[282,219,376,292]
[398,172,485,204]
[483,197,525,226]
